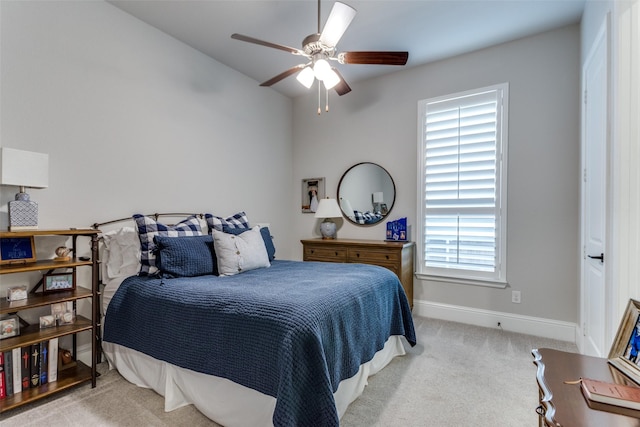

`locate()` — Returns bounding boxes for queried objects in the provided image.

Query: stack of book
[580,377,640,418]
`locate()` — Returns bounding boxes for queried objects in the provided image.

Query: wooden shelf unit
[0,229,100,413]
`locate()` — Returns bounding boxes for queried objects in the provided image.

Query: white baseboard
[413,299,578,343]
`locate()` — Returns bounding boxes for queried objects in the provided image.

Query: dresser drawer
[347,248,400,264]
[304,246,348,262]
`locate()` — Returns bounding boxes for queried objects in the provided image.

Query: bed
[98,213,416,427]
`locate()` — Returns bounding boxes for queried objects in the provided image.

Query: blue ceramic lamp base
[319,219,337,239]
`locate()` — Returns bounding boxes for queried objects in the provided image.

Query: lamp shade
[296,66,315,89]
[314,198,342,218]
[372,192,384,203]
[340,197,354,218]
[1,147,49,188]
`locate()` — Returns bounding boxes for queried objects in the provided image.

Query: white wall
[1,0,294,258]
[292,25,581,326]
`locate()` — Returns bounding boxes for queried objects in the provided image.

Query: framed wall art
[43,271,76,293]
[608,299,640,384]
[0,236,36,265]
[301,177,325,213]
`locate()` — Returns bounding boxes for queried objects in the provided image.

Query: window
[417,83,508,285]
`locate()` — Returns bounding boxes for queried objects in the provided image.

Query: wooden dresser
[300,238,414,308]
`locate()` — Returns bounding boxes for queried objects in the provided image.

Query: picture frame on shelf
[43,271,76,293]
[608,299,640,384]
[0,315,20,339]
[0,236,36,265]
[301,177,325,214]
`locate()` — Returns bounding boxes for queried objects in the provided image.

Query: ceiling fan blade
[231,33,306,56]
[319,2,357,47]
[331,68,351,96]
[339,51,409,66]
[259,64,307,87]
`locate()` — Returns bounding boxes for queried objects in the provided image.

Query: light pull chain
[326,88,329,112]
[317,82,321,115]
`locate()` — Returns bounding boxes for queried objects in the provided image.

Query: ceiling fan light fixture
[323,69,340,90]
[313,58,331,81]
[296,66,315,88]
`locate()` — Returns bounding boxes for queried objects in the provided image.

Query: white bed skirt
[102,336,406,427]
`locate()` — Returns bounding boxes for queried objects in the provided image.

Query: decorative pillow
[154,235,216,278]
[133,214,203,276]
[212,227,270,276]
[222,225,276,262]
[205,212,250,233]
[101,227,141,280]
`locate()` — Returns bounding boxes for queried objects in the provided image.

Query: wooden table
[533,348,640,426]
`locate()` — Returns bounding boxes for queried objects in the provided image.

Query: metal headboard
[92,213,205,230]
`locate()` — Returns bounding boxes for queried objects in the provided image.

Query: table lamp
[372,191,384,212]
[314,198,342,239]
[1,147,49,231]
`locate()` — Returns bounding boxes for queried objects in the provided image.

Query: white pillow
[212,227,270,276]
[101,227,140,280]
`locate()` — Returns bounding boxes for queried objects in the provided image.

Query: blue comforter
[104,260,416,426]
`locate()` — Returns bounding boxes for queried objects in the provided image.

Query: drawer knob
[356,253,360,257]
[310,250,314,254]
[385,255,389,259]
[335,251,338,256]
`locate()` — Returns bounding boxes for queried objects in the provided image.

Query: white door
[581,19,608,357]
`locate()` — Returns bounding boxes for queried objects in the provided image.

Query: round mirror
[337,162,395,225]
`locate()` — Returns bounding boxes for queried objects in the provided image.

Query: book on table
[580,377,640,415]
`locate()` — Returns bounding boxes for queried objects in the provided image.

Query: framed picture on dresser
[608,299,640,384]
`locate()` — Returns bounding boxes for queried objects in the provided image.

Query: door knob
[588,253,604,262]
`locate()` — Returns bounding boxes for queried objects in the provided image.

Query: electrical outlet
[512,290,521,304]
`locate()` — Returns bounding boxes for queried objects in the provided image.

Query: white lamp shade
[1,147,49,188]
[340,197,354,218]
[314,198,342,218]
[323,69,341,90]
[313,58,331,81]
[296,66,315,89]
[372,192,384,203]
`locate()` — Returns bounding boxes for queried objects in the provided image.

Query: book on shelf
[20,346,30,391]
[30,345,40,388]
[0,351,5,398]
[48,338,58,383]
[40,341,49,385]
[12,347,21,394]
[580,377,640,416]
[4,350,13,396]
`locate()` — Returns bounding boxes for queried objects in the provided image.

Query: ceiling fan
[231,0,408,101]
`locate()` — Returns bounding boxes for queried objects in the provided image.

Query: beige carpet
[0,316,577,427]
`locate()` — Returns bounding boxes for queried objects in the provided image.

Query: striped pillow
[205,211,250,233]
[133,214,202,276]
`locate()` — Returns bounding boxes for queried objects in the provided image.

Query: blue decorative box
[386,217,409,241]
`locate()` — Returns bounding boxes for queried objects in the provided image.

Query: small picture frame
[43,271,76,293]
[608,299,640,384]
[301,177,326,213]
[0,315,20,340]
[0,236,36,265]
